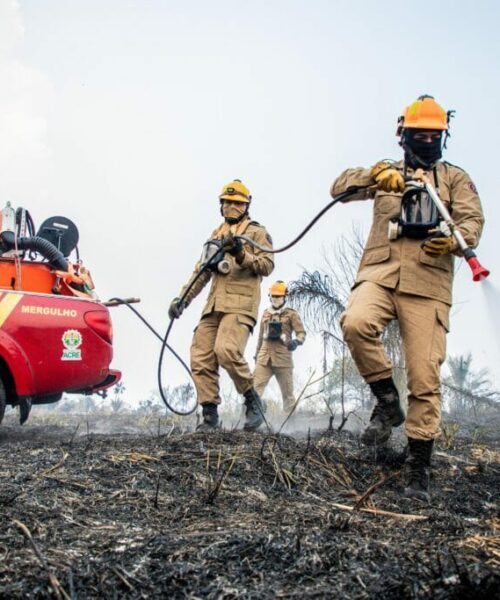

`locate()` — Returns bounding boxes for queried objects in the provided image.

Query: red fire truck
[0,203,120,425]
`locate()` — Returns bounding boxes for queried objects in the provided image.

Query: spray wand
[407,172,490,282]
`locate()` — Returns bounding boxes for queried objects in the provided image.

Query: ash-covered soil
[0,417,498,599]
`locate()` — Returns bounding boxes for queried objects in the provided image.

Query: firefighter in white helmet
[254,281,306,413]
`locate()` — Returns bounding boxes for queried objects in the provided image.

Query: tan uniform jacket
[180,218,274,323]
[330,160,485,306]
[255,307,306,368]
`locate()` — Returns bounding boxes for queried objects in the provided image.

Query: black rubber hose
[1,232,68,271]
[235,186,368,254]
[156,186,371,415]
[114,185,371,416]
[107,298,197,416]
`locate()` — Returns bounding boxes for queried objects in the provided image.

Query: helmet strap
[442,129,451,150]
[443,110,455,149]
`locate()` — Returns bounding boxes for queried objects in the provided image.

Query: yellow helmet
[398,95,449,132]
[219,179,251,203]
[269,281,288,296]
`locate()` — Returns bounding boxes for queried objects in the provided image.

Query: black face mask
[403,130,442,169]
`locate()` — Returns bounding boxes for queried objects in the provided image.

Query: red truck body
[0,258,120,415]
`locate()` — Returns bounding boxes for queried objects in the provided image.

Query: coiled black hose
[235,186,368,254]
[0,231,68,271]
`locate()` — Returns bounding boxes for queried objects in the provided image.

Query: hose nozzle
[464,248,490,281]
[410,177,491,285]
[466,255,490,282]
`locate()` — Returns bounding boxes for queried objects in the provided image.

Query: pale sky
[1,0,499,405]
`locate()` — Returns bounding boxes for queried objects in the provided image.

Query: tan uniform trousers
[254,363,295,412]
[340,281,449,441]
[191,311,254,405]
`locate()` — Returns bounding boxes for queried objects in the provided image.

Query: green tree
[137,391,164,415]
[442,353,499,417]
[168,383,194,411]
[289,228,406,408]
[110,381,126,413]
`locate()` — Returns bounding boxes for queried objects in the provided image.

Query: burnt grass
[0,419,499,599]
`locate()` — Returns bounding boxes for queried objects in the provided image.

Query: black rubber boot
[243,388,264,431]
[196,403,219,432]
[404,438,433,504]
[361,377,405,445]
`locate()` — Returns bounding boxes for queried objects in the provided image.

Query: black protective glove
[168,297,185,320]
[221,234,244,257]
[287,339,301,352]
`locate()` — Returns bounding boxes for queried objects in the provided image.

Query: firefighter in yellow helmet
[330,96,485,503]
[168,179,274,431]
[254,281,306,413]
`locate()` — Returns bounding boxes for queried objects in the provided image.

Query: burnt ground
[0,415,499,599]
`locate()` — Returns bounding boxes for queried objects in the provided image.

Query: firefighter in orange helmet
[168,180,274,432]
[254,281,306,413]
[331,96,484,502]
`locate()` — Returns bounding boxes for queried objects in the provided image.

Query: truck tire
[0,378,5,425]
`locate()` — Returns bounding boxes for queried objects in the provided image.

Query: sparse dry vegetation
[1,231,498,598]
[0,411,498,598]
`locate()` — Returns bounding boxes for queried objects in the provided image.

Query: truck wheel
[0,378,5,425]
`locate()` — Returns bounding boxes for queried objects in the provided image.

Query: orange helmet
[397,95,451,134]
[269,281,288,296]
